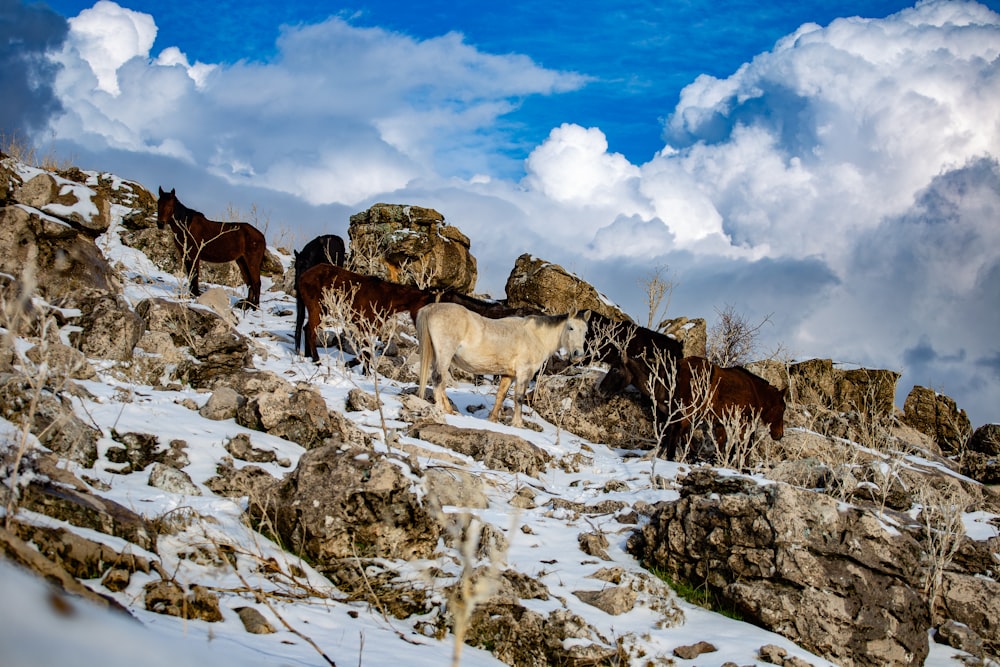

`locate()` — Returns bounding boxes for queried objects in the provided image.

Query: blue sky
[5,0,1000,427]
[38,0,934,168]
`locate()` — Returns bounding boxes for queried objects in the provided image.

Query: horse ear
[158,186,164,196]
[582,309,592,322]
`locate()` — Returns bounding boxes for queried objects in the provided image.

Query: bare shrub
[916,482,977,616]
[1,269,87,529]
[318,282,401,447]
[639,349,715,478]
[706,304,771,368]
[715,406,766,471]
[638,264,677,331]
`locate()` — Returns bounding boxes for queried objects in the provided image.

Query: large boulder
[504,254,629,319]
[249,444,441,564]
[628,469,931,667]
[348,202,477,292]
[0,204,120,300]
[787,358,900,416]
[902,385,972,455]
[134,297,253,387]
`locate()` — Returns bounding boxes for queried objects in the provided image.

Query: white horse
[416,302,591,427]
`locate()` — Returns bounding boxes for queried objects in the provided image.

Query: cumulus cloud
[64,0,156,95]
[42,3,587,205]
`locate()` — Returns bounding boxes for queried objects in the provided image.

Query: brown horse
[157,187,267,308]
[600,354,786,460]
[296,263,439,362]
[293,234,346,354]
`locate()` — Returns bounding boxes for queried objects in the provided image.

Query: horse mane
[526,312,569,326]
[170,196,200,224]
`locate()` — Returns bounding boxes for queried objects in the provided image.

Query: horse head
[598,360,633,396]
[156,187,178,230]
[766,387,788,440]
[560,310,591,361]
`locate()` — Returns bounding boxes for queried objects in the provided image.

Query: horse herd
[156,188,786,459]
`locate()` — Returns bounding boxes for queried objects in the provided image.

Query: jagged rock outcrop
[0,193,121,298]
[504,253,629,319]
[249,444,441,564]
[659,316,707,357]
[135,297,253,388]
[766,358,901,417]
[628,469,931,667]
[348,202,477,292]
[528,368,655,449]
[408,421,552,476]
[903,385,972,454]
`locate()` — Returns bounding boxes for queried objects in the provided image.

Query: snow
[0,177,991,667]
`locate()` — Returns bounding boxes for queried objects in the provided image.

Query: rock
[224,433,276,464]
[236,384,337,449]
[346,387,381,412]
[0,525,132,614]
[62,293,144,361]
[199,386,243,420]
[660,316,707,357]
[19,473,154,551]
[528,368,655,449]
[204,462,277,499]
[504,253,629,319]
[25,341,96,379]
[147,462,201,496]
[106,430,164,473]
[424,467,489,509]
[573,585,637,615]
[937,571,1000,655]
[464,601,615,667]
[135,297,253,387]
[674,641,717,659]
[627,469,930,667]
[0,373,100,466]
[578,532,611,561]
[348,202,477,292]
[408,422,552,476]
[248,444,441,563]
[902,385,971,454]
[789,359,900,417]
[235,606,275,634]
[144,580,223,622]
[968,423,1000,456]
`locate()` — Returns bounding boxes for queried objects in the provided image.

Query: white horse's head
[559,310,591,360]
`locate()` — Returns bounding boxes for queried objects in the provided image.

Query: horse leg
[488,375,515,424]
[235,257,256,309]
[294,295,304,353]
[187,257,201,297]
[305,303,320,363]
[433,369,456,414]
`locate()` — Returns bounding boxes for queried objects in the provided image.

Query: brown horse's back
[678,356,786,440]
[296,264,436,361]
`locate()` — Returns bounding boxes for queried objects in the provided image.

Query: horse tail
[416,306,434,399]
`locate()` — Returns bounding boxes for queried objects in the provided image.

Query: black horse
[294,234,346,354]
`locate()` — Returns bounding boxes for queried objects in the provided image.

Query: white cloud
[65,0,156,95]
[45,5,587,205]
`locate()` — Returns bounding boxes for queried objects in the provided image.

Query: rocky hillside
[1,155,998,667]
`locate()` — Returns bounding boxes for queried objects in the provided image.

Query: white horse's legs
[488,375,514,423]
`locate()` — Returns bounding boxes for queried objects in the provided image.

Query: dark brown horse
[586,312,684,371]
[157,187,267,307]
[296,264,440,362]
[600,354,786,460]
[293,234,346,354]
